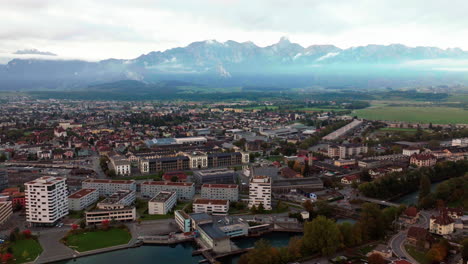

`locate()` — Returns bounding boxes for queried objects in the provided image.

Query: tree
[302,200,314,213]
[238,239,280,264]
[368,253,386,264]
[101,219,110,230]
[302,162,310,176]
[360,169,372,182]
[303,216,342,256]
[359,203,385,241]
[250,205,257,214]
[257,203,265,214]
[418,174,431,205]
[315,200,334,217]
[22,229,32,238]
[170,176,178,182]
[461,238,468,263]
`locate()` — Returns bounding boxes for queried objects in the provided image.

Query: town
[0,96,466,264]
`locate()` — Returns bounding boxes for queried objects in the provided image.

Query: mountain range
[2,37,468,90]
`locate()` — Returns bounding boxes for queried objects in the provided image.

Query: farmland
[355,106,468,124]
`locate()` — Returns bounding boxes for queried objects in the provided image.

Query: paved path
[35,229,76,264]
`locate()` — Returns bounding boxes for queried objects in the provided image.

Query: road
[389,210,431,263]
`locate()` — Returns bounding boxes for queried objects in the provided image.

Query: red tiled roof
[142,181,194,187]
[404,207,419,217]
[68,188,97,199]
[193,199,229,205]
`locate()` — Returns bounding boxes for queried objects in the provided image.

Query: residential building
[85,190,136,225]
[400,206,419,225]
[367,244,393,260]
[193,168,236,185]
[162,171,188,182]
[148,191,177,215]
[201,184,239,202]
[338,144,368,159]
[175,210,191,232]
[82,179,136,196]
[402,147,420,156]
[249,176,272,210]
[68,188,99,211]
[193,199,229,215]
[0,168,7,191]
[407,226,432,249]
[430,209,455,235]
[25,176,68,226]
[341,174,360,185]
[0,196,12,225]
[410,154,437,167]
[141,181,195,200]
[109,155,131,176]
[185,151,208,169]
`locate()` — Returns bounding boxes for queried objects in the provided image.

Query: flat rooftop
[68,188,97,199]
[198,223,229,241]
[83,179,135,184]
[194,199,229,205]
[202,184,238,189]
[142,181,194,187]
[149,191,176,203]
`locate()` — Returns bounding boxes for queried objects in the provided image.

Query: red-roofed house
[341,174,360,185]
[400,206,420,225]
[430,209,455,235]
[163,171,188,182]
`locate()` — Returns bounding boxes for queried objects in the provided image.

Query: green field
[355,106,468,124]
[294,107,348,112]
[405,245,429,264]
[379,127,418,132]
[11,238,43,263]
[64,228,131,252]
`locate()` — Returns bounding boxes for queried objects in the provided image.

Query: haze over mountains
[2,37,468,90]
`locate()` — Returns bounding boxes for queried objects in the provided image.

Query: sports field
[355,106,468,124]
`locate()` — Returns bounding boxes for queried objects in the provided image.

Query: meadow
[355,106,468,124]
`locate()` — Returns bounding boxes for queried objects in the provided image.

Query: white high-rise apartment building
[25,176,68,226]
[248,176,272,210]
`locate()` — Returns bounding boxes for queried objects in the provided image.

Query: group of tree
[238,203,405,264]
[358,160,468,201]
[420,173,468,210]
[99,156,116,177]
[426,239,451,263]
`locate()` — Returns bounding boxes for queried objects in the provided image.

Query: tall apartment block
[25,176,68,226]
[248,176,272,210]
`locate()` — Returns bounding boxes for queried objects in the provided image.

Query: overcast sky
[1,0,467,63]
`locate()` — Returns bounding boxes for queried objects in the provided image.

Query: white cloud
[0,0,467,62]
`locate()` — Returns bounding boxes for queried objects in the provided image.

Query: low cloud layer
[14,49,57,56]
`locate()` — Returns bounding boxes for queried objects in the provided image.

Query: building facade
[82,179,136,196]
[148,191,177,215]
[25,176,68,226]
[68,188,99,211]
[193,199,229,215]
[0,196,12,225]
[141,181,195,200]
[248,176,272,210]
[201,184,239,202]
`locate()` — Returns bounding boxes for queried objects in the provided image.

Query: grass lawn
[68,210,84,219]
[64,228,131,252]
[11,238,43,263]
[378,127,418,132]
[405,245,429,264]
[355,106,468,124]
[266,155,283,162]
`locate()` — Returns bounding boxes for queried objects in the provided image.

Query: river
[57,232,298,264]
[393,182,442,205]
